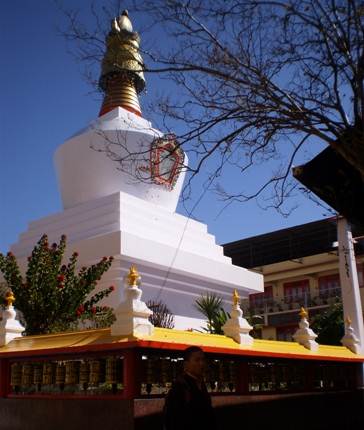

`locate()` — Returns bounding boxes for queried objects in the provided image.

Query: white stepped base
[174,315,205,331]
[10,192,263,328]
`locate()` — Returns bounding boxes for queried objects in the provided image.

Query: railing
[244,287,342,316]
[319,287,342,300]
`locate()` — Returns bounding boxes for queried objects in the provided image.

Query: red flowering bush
[0,234,115,335]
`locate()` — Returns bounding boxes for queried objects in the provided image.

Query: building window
[276,325,297,342]
[268,311,300,327]
[249,285,273,311]
[318,274,341,299]
[283,280,310,306]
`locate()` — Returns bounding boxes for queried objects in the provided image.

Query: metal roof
[223,218,364,269]
[0,327,363,362]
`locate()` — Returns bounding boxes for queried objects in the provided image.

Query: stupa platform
[10,191,263,329]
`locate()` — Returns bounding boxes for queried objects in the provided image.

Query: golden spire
[127,265,140,287]
[233,289,240,306]
[5,291,15,307]
[299,307,308,319]
[99,10,146,117]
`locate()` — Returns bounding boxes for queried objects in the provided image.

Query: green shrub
[0,234,115,335]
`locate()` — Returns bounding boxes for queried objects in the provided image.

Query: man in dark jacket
[163,346,216,430]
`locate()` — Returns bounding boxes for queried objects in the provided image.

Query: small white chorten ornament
[222,290,254,346]
[111,265,154,337]
[293,307,319,351]
[0,291,25,346]
[341,316,361,354]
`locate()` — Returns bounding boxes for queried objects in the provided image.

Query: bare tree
[61,0,364,213]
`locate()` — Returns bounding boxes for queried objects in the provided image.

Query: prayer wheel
[89,360,101,385]
[65,361,79,385]
[105,357,117,385]
[79,361,90,387]
[42,362,55,385]
[21,363,33,386]
[33,364,42,389]
[10,362,22,387]
[56,362,66,388]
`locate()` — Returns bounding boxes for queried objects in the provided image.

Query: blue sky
[0,0,329,254]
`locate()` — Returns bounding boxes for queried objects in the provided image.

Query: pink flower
[57,275,65,282]
[91,307,97,314]
[109,285,115,291]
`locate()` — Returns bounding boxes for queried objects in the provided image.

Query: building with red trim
[224,218,364,341]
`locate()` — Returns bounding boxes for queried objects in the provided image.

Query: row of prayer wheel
[10,357,122,389]
[141,357,237,392]
[10,354,240,395]
[248,362,305,386]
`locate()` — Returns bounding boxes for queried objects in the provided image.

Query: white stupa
[10,11,263,329]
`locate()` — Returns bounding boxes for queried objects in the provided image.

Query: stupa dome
[55,12,187,212]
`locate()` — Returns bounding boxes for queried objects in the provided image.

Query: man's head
[183,346,206,378]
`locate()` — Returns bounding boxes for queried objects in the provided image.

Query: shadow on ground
[135,390,364,430]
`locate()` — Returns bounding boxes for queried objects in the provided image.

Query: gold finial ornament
[5,291,15,307]
[346,316,352,325]
[233,289,240,306]
[127,265,140,287]
[99,10,146,117]
[299,307,308,319]
[118,9,133,32]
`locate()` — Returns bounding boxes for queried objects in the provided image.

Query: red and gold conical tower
[98,10,146,117]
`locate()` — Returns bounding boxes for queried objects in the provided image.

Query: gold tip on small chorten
[5,291,15,307]
[299,307,308,319]
[346,316,352,325]
[233,289,240,306]
[127,265,140,287]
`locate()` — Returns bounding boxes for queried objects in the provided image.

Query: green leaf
[195,292,228,334]
[0,235,115,335]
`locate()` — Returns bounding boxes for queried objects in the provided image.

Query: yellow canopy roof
[0,327,363,362]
